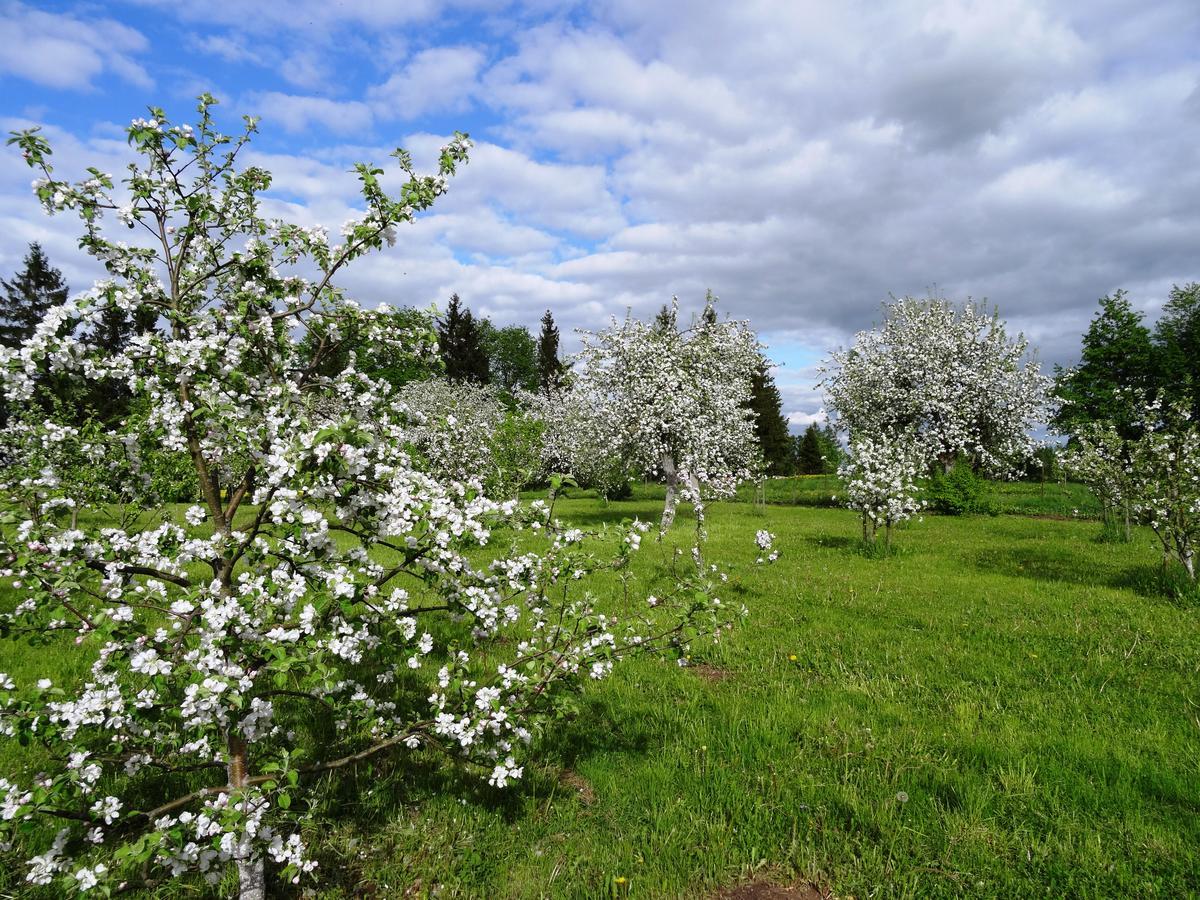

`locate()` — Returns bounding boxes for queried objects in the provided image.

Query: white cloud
[369,46,485,120]
[0,2,151,90]
[246,93,374,135]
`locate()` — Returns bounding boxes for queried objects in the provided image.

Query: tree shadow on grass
[974,547,1196,605]
[302,691,656,889]
[973,545,1121,589]
[1110,563,1200,606]
[801,535,862,553]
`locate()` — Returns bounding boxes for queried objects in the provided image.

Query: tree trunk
[862,514,872,545]
[1123,504,1131,543]
[228,735,265,900]
[659,452,679,535]
[885,521,892,553]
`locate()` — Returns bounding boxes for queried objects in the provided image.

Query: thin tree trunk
[862,515,872,545]
[659,452,679,535]
[885,521,892,553]
[228,735,265,900]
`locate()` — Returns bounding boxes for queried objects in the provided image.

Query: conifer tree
[437,293,490,384]
[748,361,793,475]
[1153,282,1200,417]
[796,423,825,474]
[0,242,68,348]
[536,309,564,395]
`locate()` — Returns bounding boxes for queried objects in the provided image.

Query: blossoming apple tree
[837,431,925,549]
[540,297,762,534]
[0,98,740,897]
[395,377,543,498]
[822,297,1048,475]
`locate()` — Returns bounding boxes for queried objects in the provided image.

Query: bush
[925,460,999,516]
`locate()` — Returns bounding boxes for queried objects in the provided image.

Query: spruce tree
[748,361,793,475]
[1052,291,1156,438]
[536,309,564,395]
[796,423,825,474]
[0,242,69,348]
[437,293,490,384]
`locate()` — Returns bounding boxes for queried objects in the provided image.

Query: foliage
[1062,419,1137,541]
[482,322,539,396]
[299,304,442,390]
[747,361,793,476]
[438,294,490,385]
[1152,282,1200,418]
[924,458,1000,516]
[0,98,741,896]
[1126,398,1200,580]
[1052,290,1156,439]
[396,377,543,497]
[1021,445,1061,482]
[794,423,841,475]
[821,296,1048,475]
[837,430,925,549]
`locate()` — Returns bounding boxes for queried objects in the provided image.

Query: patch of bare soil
[711,880,831,900]
[558,769,595,805]
[689,663,732,683]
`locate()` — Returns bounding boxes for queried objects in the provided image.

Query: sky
[1,0,1198,429]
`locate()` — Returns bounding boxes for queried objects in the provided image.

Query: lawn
[2,488,1198,897]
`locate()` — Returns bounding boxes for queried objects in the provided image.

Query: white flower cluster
[822,297,1048,476]
[534,296,762,533]
[1065,397,1200,579]
[838,432,926,547]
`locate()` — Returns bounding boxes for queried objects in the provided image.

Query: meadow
[3,483,1197,898]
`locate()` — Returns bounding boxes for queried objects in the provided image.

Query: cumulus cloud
[369,46,486,120]
[246,92,374,134]
[0,2,152,90]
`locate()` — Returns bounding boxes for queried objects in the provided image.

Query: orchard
[0,96,1197,900]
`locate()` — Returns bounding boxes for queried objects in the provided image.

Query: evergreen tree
[536,309,564,395]
[87,305,158,354]
[1052,290,1156,438]
[653,303,676,332]
[437,293,490,384]
[748,361,793,475]
[796,423,825,474]
[0,242,69,348]
[1153,282,1200,417]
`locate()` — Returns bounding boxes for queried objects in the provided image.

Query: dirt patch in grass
[558,769,596,805]
[689,663,732,683]
[711,880,831,900]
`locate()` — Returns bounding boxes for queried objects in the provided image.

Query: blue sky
[2,0,1199,427]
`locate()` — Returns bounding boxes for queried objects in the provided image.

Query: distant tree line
[1,241,825,473]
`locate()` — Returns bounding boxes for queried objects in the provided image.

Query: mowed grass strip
[2,494,1198,898]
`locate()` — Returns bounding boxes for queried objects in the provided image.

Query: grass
[730,475,1104,520]
[3,485,1198,897]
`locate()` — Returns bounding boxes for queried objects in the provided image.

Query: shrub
[925,459,1000,516]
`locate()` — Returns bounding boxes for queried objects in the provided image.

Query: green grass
[730,475,1104,520]
[3,490,1198,897]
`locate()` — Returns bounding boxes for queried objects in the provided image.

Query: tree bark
[228,735,265,900]
[659,452,679,535]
